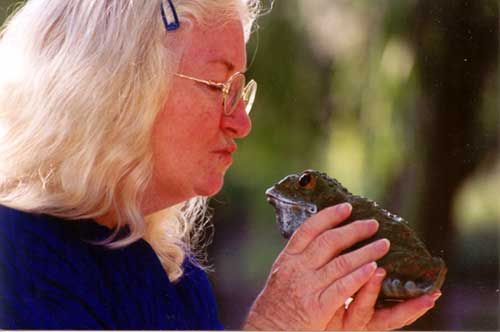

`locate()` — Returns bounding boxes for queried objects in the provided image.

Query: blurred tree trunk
[411,0,498,329]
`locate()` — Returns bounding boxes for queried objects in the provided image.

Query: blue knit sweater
[0,206,224,329]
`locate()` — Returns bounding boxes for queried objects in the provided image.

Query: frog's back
[345,194,431,257]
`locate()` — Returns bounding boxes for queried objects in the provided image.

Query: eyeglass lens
[225,74,245,115]
[243,81,257,114]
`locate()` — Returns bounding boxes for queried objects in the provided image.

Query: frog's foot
[381,257,447,300]
[382,277,433,299]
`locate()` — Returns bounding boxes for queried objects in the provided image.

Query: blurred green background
[1,0,498,330]
[208,0,499,330]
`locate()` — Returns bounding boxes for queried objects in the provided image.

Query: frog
[265,169,447,303]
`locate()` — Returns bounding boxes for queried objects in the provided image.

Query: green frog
[265,169,447,302]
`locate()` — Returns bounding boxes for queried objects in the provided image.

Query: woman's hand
[326,268,441,330]
[243,203,440,330]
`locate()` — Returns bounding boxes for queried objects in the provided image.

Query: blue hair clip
[161,0,180,31]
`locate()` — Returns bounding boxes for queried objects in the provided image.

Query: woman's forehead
[183,20,246,71]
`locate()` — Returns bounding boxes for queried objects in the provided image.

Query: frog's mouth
[265,187,318,239]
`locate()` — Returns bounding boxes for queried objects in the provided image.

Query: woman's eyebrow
[208,58,247,73]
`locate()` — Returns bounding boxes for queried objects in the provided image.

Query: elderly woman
[0,0,440,330]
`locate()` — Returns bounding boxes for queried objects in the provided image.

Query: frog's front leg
[378,252,447,300]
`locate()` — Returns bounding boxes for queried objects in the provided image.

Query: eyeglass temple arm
[175,73,226,89]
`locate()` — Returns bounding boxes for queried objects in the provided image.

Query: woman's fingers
[342,268,386,329]
[318,261,378,312]
[325,304,346,330]
[302,219,380,268]
[317,238,390,289]
[366,292,441,330]
[402,291,441,327]
[285,203,352,255]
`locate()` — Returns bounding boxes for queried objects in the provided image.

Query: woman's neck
[95,210,118,229]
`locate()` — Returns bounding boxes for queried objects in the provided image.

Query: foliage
[0,0,497,330]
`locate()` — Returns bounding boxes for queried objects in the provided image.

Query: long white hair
[0,0,261,281]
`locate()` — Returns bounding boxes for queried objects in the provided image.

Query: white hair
[0,0,261,282]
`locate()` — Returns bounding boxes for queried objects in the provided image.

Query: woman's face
[144,19,251,213]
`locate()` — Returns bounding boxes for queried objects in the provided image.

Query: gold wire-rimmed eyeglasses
[175,72,257,115]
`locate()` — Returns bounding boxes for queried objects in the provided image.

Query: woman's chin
[195,175,225,197]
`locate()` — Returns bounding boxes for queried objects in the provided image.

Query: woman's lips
[213,145,236,165]
[214,151,233,166]
[214,144,237,154]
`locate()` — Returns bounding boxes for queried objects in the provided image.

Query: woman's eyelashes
[206,85,220,92]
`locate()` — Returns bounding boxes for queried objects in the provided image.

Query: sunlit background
[1,0,498,330]
[209,0,499,330]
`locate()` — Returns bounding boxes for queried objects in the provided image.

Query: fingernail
[336,203,352,214]
[364,261,377,273]
[375,268,386,278]
[375,238,390,252]
[432,291,442,300]
[362,219,379,232]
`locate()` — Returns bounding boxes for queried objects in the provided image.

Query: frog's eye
[298,173,316,189]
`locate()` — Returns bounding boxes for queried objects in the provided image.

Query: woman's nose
[220,100,252,138]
